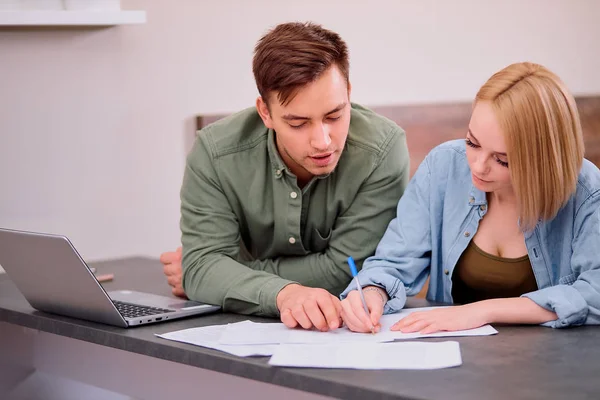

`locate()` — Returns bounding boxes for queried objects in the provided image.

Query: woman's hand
[341,286,387,333]
[392,303,488,334]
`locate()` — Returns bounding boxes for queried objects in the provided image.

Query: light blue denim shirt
[342,139,600,328]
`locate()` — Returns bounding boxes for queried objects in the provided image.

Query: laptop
[0,228,221,327]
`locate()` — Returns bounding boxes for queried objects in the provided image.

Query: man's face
[257,66,351,184]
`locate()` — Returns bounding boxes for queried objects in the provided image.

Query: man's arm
[246,129,410,296]
[180,133,296,316]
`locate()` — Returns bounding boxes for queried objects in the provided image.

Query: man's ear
[256,97,274,129]
[347,81,352,101]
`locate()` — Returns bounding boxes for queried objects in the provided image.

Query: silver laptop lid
[0,228,127,327]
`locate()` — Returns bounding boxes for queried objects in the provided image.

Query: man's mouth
[310,152,335,167]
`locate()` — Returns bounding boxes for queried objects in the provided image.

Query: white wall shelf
[0,10,146,26]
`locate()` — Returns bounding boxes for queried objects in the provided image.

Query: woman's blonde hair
[475,62,584,231]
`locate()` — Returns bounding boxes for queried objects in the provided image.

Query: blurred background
[1,0,599,267]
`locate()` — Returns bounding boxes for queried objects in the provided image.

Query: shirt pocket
[558,272,578,286]
[310,228,332,253]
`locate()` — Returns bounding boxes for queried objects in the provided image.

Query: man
[161,22,409,331]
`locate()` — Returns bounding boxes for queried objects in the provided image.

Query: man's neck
[274,133,313,189]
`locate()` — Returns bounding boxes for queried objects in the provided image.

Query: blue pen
[347,256,375,333]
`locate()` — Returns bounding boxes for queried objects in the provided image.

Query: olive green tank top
[451,240,538,304]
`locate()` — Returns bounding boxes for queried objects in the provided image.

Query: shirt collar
[267,129,287,178]
[267,128,333,182]
[468,185,487,206]
[468,183,540,237]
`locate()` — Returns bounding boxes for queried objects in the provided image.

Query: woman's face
[465,101,513,194]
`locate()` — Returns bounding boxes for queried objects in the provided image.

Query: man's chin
[307,163,339,177]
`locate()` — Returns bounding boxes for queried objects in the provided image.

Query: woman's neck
[488,187,518,207]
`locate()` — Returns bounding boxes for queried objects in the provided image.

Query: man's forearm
[183,253,295,317]
[245,252,351,296]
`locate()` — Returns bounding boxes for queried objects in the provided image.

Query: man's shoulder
[198,107,268,159]
[346,103,405,158]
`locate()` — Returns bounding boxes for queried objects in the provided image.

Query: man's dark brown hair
[253,22,350,107]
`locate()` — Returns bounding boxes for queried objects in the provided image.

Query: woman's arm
[481,297,558,324]
[392,297,557,334]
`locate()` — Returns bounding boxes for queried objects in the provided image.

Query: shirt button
[288,237,296,244]
[480,205,487,211]
[464,232,471,237]
[276,169,282,176]
[444,269,450,275]
[290,191,298,199]
[469,196,475,204]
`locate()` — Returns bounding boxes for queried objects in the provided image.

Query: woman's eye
[495,157,509,168]
[465,138,479,148]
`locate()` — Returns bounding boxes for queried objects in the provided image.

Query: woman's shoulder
[422,139,471,177]
[421,139,469,167]
[574,160,600,208]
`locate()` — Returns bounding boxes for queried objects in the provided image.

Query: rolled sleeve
[340,272,408,314]
[522,285,588,328]
[523,190,600,328]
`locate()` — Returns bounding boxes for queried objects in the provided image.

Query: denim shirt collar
[468,185,487,206]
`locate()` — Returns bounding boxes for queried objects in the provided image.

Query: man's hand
[160,247,187,298]
[276,284,342,331]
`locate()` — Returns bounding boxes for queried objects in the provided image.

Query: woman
[341,62,600,333]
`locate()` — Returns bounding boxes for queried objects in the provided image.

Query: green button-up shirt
[181,103,409,316]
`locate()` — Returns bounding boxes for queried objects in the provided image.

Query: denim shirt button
[444,269,450,275]
[464,232,471,237]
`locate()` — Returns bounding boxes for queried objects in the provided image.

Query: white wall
[1,0,599,265]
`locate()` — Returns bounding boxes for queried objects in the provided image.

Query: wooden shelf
[0,10,146,26]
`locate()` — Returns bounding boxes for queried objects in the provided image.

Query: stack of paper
[157,323,277,357]
[268,341,463,369]
[156,307,498,370]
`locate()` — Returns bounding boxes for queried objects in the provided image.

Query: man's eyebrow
[324,102,347,115]
[281,113,309,121]
[281,102,347,121]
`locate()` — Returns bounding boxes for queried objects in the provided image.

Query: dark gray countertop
[1,257,598,400]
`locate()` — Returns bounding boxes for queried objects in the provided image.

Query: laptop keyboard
[113,300,176,319]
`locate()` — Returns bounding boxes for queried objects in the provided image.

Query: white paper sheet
[218,307,498,345]
[268,341,462,370]
[155,322,277,357]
